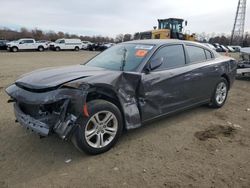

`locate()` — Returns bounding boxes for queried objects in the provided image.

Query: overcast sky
[1,0,249,37]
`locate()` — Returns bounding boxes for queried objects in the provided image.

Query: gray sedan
[6,39,237,154]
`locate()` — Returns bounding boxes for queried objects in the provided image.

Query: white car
[50,38,82,51]
[203,43,216,50]
[82,41,93,50]
[7,38,48,52]
[228,45,242,52]
[104,43,115,48]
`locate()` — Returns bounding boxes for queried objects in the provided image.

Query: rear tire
[38,46,44,52]
[210,78,229,108]
[71,99,123,155]
[74,46,80,51]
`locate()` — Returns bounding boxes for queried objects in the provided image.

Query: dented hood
[15,65,111,90]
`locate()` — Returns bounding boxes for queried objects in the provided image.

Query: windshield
[85,43,154,71]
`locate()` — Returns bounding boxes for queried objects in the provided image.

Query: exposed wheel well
[221,74,230,89]
[86,87,126,130]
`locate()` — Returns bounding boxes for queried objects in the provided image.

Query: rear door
[184,45,219,101]
[139,44,196,121]
[23,40,35,49]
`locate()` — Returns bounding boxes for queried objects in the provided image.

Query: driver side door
[138,44,196,122]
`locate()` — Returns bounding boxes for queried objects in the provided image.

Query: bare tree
[115,34,124,43]
[123,34,132,42]
[0,27,116,43]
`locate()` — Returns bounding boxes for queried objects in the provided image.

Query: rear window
[25,40,34,43]
[186,45,206,63]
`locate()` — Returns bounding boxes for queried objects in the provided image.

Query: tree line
[196,32,250,47]
[0,27,249,46]
[0,27,134,43]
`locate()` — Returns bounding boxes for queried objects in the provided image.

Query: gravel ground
[0,51,250,188]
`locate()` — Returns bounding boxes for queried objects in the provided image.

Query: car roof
[123,39,209,48]
[18,38,34,40]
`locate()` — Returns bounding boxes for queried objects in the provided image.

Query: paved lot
[0,51,250,188]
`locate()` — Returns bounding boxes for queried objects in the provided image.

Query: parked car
[37,40,51,46]
[0,40,9,50]
[228,45,242,52]
[50,38,82,51]
[237,48,250,76]
[6,40,237,154]
[220,45,229,52]
[226,46,236,53]
[82,41,93,50]
[103,43,115,48]
[202,43,216,50]
[7,38,48,52]
[87,43,106,51]
[213,43,223,52]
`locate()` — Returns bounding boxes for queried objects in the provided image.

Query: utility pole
[230,0,247,45]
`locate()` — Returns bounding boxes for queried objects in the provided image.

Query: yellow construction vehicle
[134,18,196,41]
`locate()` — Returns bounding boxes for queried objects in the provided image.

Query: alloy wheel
[215,82,227,105]
[84,111,118,148]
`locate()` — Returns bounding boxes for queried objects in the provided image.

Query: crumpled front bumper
[6,84,88,139]
[14,103,50,136]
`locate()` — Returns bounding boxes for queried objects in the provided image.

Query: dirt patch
[194,125,236,141]
[214,111,228,120]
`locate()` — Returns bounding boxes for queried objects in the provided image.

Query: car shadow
[120,105,211,140]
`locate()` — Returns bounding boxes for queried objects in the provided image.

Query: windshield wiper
[120,47,127,71]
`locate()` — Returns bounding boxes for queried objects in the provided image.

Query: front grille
[19,100,65,118]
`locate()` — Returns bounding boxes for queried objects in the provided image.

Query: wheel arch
[38,45,44,49]
[221,73,230,89]
[86,86,126,130]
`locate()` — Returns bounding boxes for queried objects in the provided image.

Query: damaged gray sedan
[6,40,237,154]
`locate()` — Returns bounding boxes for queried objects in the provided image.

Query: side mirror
[19,41,24,44]
[149,57,164,71]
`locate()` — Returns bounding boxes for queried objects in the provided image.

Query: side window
[186,45,206,63]
[205,49,213,60]
[26,40,33,43]
[151,45,186,71]
[60,40,65,44]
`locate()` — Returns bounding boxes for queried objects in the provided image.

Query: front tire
[210,78,229,108]
[55,47,60,51]
[71,99,123,155]
[12,46,18,52]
